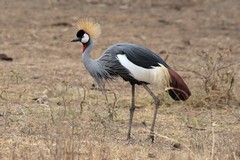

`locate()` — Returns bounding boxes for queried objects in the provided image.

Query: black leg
[127,84,135,140]
[142,84,160,143]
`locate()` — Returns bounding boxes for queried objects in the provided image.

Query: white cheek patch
[81,33,89,43]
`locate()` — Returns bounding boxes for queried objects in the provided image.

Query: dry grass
[186,48,239,109]
[0,57,239,159]
[1,0,240,159]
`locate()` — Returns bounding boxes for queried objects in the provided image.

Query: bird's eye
[81,33,90,43]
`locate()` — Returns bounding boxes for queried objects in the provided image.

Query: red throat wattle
[82,44,87,52]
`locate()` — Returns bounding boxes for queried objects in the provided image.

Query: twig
[187,125,206,130]
[211,121,216,160]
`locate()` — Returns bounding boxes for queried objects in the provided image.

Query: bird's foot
[146,134,155,143]
[126,136,135,144]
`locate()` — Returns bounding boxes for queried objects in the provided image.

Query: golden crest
[76,18,101,39]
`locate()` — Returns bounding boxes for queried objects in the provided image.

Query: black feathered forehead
[76,30,85,38]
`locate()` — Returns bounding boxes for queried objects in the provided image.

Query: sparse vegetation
[187,48,238,108]
[0,0,240,159]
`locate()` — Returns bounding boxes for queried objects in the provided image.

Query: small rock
[51,22,72,27]
[158,19,171,25]
[159,50,167,54]
[0,53,13,61]
[172,142,181,149]
[33,95,49,106]
[148,152,156,158]
[183,40,191,46]
[141,121,147,128]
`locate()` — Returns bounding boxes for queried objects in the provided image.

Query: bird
[71,18,191,142]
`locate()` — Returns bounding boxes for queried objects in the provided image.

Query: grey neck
[82,38,94,63]
[80,38,106,89]
[81,38,99,82]
[80,38,110,90]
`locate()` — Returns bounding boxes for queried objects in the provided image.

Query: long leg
[142,84,160,142]
[127,84,135,140]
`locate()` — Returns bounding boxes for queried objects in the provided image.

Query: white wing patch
[117,54,170,88]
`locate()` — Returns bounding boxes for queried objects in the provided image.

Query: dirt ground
[0,0,240,159]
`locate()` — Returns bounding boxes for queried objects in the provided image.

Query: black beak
[71,37,80,42]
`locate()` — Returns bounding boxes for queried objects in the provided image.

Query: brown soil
[0,0,240,159]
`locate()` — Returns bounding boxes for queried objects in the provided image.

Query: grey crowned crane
[71,19,191,142]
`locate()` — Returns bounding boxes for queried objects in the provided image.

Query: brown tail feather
[167,68,191,101]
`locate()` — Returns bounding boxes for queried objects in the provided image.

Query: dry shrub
[189,48,238,108]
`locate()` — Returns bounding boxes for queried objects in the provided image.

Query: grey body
[81,38,166,141]
[82,39,169,89]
